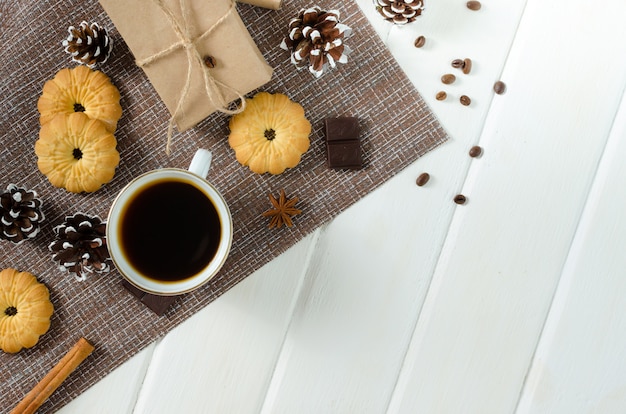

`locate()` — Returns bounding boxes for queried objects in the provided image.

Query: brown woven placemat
[0,0,447,412]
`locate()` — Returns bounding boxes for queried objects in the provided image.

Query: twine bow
[136,0,247,154]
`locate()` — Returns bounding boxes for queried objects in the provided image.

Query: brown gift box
[98,0,273,131]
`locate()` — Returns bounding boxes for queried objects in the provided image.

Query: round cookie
[0,268,54,354]
[37,66,122,133]
[35,112,120,193]
[228,92,311,175]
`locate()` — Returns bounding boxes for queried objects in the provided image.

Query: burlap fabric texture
[0,0,448,412]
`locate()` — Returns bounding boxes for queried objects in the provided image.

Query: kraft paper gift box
[99,0,274,132]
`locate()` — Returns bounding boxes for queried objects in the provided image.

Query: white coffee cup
[107,149,232,296]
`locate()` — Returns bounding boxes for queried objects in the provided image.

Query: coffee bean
[441,74,456,85]
[414,35,426,48]
[466,1,481,10]
[469,145,482,157]
[454,194,467,205]
[460,95,471,106]
[203,55,216,68]
[451,59,464,69]
[436,91,447,101]
[493,80,507,94]
[462,58,472,74]
[416,173,430,186]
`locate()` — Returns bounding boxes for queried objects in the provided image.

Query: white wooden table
[58,0,626,412]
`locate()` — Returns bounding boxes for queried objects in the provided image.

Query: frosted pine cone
[0,184,45,244]
[49,213,110,281]
[280,7,352,78]
[62,21,113,67]
[374,0,425,25]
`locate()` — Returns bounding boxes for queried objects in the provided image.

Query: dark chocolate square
[122,280,180,316]
[140,293,179,316]
[326,141,363,169]
[324,117,360,142]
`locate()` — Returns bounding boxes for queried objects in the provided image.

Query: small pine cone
[49,213,110,281]
[374,0,425,25]
[280,7,352,78]
[0,184,45,244]
[62,21,113,67]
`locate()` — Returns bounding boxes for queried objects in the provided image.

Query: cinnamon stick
[11,338,95,414]
[236,0,282,10]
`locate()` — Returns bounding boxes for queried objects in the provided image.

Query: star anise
[262,189,302,228]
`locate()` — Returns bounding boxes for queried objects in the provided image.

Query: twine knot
[136,0,246,154]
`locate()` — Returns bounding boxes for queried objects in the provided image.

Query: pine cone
[49,213,110,281]
[280,7,352,78]
[62,21,113,67]
[0,184,45,244]
[374,0,425,25]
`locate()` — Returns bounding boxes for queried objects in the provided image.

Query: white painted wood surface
[58,0,626,413]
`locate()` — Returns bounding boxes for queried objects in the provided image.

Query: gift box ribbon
[136,0,247,153]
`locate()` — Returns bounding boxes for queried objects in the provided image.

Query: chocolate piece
[122,280,180,316]
[325,117,360,142]
[327,141,363,169]
[325,117,363,169]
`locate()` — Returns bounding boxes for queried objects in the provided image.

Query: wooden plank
[55,344,155,413]
[258,2,527,412]
[386,0,527,124]
[130,232,319,413]
[387,1,626,413]
[515,89,626,413]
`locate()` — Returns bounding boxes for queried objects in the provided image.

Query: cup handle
[188,149,212,179]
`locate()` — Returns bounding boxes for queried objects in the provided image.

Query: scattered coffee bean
[469,145,483,157]
[441,74,456,85]
[493,80,507,94]
[454,194,467,205]
[451,59,465,69]
[414,35,426,48]
[462,58,472,74]
[466,1,481,11]
[416,172,430,186]
[460,95,471,106]
[436,91,447,101]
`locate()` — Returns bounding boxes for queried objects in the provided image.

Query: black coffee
[119,179,221,282]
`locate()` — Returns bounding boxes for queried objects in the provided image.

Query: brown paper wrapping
[237,0,282,10]
[98,0,273,131]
